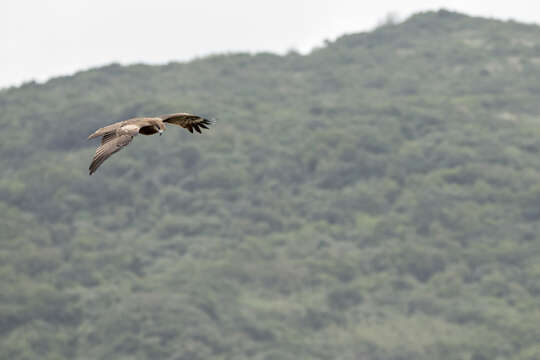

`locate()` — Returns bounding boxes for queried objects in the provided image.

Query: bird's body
[87,113,213,175]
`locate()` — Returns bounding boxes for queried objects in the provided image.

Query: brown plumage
[87,113,213,175]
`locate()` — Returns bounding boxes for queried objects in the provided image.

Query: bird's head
[153,120,166,136]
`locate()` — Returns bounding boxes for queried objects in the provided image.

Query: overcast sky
[2,0,540,89]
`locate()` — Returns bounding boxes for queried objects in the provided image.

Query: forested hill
[2,9,540,360]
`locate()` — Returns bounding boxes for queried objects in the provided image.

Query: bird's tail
[88,123,120,140]
[87,131,100,140]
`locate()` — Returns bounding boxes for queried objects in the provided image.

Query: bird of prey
[87,113,213,175]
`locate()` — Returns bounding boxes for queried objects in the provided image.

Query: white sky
[2,0,540,89]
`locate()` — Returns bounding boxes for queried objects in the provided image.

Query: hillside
[1,10,540,360]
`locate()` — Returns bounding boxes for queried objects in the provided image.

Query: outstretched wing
[159,113,214,134]
[89,134,134,175]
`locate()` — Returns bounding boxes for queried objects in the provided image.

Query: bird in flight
[87,113,213,175]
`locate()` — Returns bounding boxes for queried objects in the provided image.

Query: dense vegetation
[1,10,540,360]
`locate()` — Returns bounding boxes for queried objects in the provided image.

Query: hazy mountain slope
[1,10,540,360]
